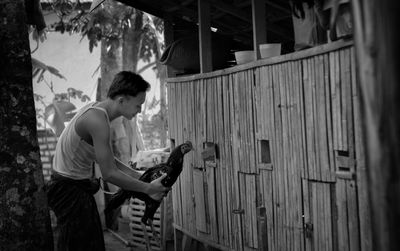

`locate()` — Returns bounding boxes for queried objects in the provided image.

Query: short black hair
[107,71,150,99]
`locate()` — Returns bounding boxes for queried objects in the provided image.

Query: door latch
[232,209,245,215]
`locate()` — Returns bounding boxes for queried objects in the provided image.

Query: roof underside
[117,0,295,52]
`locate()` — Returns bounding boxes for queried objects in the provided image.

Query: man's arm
[85,110,168,199]
[114,157,141,179]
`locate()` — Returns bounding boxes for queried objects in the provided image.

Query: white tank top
[53,102,110,179]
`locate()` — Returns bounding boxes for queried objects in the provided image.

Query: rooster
[104,141,193,250]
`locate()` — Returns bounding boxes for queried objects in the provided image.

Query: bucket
[259,43,281,58]
[234,50,254,65]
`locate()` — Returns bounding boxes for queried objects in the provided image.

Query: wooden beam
[351,0,400,250]
[211,0,252,22]
[164,18,175,77]
[198,0,212,73]
[210,0,293,41]
[165,0,195,12]
[266,1,290,14]
[173,224,231,251]
[252,0,267,59]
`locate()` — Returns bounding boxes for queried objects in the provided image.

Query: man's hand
[147,173,170,201]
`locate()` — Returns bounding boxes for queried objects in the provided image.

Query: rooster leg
[141,221,152,251]
[149,219,161,246]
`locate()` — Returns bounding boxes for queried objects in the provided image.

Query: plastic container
[234,50,254,64]
[121,204,130,218]
[259,43,281,58]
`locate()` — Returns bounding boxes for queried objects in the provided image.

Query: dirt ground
[104,230,132,251]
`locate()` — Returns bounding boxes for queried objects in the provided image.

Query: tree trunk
[99,39,121,100]
[147,14,167,148]
[351,0,400,250]
[0,0,53,250]
[157,61,168,148]
[122,9,143,73]
[122,8,145,159]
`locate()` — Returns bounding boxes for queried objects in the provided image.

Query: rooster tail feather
[104,189,131,213]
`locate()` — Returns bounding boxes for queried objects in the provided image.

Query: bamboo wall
[167,41,371,251]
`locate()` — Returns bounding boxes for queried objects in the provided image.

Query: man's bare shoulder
[76,108,109,137]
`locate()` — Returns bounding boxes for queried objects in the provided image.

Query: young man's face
[120,91,146,120]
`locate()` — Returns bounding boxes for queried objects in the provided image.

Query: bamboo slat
[214,76,226,245]
[340,49,350,152]
[334,51,343,151]
[167,83,174,139]
[291,61,302,251]
[302,180,312,251]
[266,65,277,248]
[286,62,294,251]
[188,82,196,234]
[311,57,320,181]
[309,57,317,180]
[347,180,360,251]
[271,64,280,249]
[193,169,207,233]
[312,182,321,251]
[210,79,219,243]
[280,62,288,249]
[169,83,179,227]
[303,58,314,180]
[316,55,330,181]
[325,183,333,250]
[220,77,229,247]
[240,173,258,248]
[206,164,218,242]
[344,48,355,176]
[179,83,186,228]
[336,178,361,251]
[292,61,305,251]
[180,83,189,231]
[324,54,336,180]
[241,71,247,172]
[196,79,203,168]
[229,73,243,250]
[258,65,278,251]
[223,74,235,249]
[259,169,275,251]
[248,70,257,174]
[336,179,350,251]
[299,60,308,180]
[281,62,292,250]
[181,83,188,232]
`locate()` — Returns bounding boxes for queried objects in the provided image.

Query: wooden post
[351,0,400,250]
[252,0,267,60]
[164,18,175,78]
[198,0,212,73]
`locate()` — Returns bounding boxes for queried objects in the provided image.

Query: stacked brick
[37,129,57,181]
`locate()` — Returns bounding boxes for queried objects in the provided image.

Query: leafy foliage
[32,57,66,82]
[48,1,164,70]
[31,56,90,128]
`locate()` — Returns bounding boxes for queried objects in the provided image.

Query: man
[47,71,169,251]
